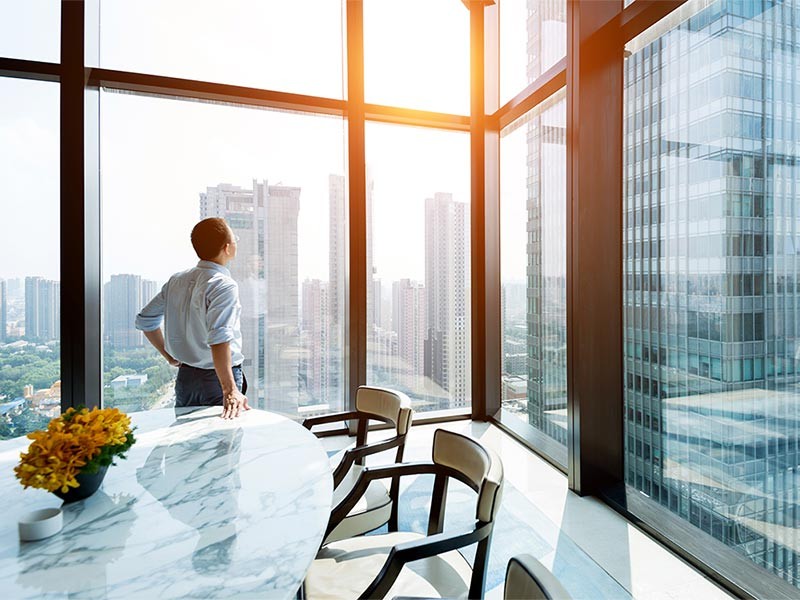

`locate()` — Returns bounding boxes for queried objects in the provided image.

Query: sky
[0,0,550,285]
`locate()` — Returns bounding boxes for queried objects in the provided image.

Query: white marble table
[0,407,333,599]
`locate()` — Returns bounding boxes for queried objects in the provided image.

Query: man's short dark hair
[191,218,232,260]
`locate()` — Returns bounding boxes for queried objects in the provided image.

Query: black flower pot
[54,465,109,503]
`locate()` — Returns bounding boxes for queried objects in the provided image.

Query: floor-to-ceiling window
[496,0,568,465]
[500,88,567,465]
[624,0,800,589]
[0,77,60,439]
[86,1,347,419]
[362,0,471,415]
[99,92,347,419]
[365,123,470,415]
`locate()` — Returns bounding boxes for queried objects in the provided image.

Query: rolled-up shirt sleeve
[135,283,167,332]
[205,279,240,346]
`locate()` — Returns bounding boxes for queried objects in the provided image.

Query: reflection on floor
[320,420,733,600]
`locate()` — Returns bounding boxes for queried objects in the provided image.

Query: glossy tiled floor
[320,420,734,600]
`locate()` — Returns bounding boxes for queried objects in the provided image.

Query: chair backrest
[355,386,413,435]
[431,429,504,523]
[504,555,571,600]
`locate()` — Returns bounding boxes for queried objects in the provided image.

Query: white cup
[18,508,63,542]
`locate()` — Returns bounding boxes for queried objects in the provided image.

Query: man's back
[136,260,243,370]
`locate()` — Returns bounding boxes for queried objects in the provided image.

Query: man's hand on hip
[222,389,250,420]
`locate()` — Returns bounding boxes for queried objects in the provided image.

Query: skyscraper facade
[624,0,800,587]
[525,94,567,446]
[24,276,59,342]
[499,0,568,446]
[424,192,470,409]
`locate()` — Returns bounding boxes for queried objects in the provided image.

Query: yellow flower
[15,407,134,494]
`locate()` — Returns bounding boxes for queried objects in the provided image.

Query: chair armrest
[393,522,492,562]
[359,523,493,599]
[302,411,362,431]
[331,435,405,487]
[327,462,438,537]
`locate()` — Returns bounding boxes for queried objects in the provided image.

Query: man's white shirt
[135,260,244,369]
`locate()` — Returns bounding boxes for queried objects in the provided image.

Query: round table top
[0,407,333,599]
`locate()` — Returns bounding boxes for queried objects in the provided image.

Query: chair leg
[427,474,449,536]
[389,444,405,531]
[388,499,399,532]
[388,475,401,531]
[469,534,493,599]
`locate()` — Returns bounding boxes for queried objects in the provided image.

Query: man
[135,217,250,419]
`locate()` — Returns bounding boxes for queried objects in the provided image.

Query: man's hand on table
[222,388,250,420]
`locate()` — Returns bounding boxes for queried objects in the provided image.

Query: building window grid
[624,0,800,589]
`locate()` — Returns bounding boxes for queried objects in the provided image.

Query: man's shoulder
[167,267,199,284]
[205,271,239,294]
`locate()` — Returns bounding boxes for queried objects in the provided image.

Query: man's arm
[211,342,249,419]
[206,278,247,419]
[143,329,180,367]
[136,283,179,366]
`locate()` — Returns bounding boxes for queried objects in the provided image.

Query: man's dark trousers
[175,364,247,407]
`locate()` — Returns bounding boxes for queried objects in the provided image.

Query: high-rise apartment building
[624,0,800,587]
[424,192,469,409]
[328,175,346,333]
[141,280,158,313]
[200,180,301,415]
[24,276,59,342]
[301,278,330,406]
[365,175,377,340]
[0,279,7,343]
[104,274,156,349]
[328,174,346,409]
[392,278,427,392]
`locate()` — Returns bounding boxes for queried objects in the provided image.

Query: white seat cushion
[306,532,472,600]
[325,463,393,544]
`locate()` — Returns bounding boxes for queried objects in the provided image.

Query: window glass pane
[0,0,59,62]
[0,78,59,439]
[499,0,566,106]
[500,89,567,464]
[364,0,469,114]
[100,91,346,419]
[366,123,470,414]
[86,0,344,99]
[624,1,800,589]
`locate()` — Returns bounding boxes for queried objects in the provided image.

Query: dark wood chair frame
[309,460,496,600]
[303,410,408,531]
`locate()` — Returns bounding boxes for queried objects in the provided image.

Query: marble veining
[0,407,332,599]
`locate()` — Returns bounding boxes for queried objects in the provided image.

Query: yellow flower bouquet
[14,407,136,500]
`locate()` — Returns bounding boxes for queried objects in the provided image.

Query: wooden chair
[303,428,504,599]
[504,554,571,600]
[304,386,413,544]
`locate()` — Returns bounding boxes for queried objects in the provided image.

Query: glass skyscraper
[624,0,800,587]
